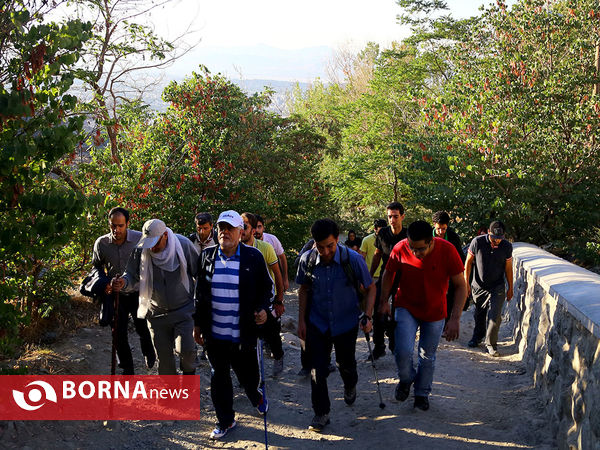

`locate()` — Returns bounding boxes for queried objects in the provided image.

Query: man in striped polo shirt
[194,210,273,440]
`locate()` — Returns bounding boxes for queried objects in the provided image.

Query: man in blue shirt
[296,218,376,432]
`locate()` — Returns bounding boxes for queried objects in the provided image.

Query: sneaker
[209,420,236,439]
[308,414,330,432]
[414,395,429,411]
[145,353,156,369]
[256,395,269,415]
[367,347,385,361]
[272,357,284,378]
[297,367,311,377]
[486,345,500,357]
[343,385,356,406]
[395,381,412,402]
[467,339,480,348]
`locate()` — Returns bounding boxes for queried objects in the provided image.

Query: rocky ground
[1,285,556,449]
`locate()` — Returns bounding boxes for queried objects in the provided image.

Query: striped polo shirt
[211,245,241,342]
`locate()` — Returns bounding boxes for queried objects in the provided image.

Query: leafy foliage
[0,0,99,356]
[88,70,329,252]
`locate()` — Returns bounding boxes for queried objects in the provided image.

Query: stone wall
[506,243,600,450]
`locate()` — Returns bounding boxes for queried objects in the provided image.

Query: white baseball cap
[137,219,167,248]
[216,210,243,228]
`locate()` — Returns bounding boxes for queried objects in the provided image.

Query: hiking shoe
[414,395,429,411]
[272,357,284,378]
[395,381,412,402]
[467,339,480,348]
[308,414,330,432]
[297,367,310,377]
[145,353,156,369]
[413,395,429,411]
[256,395,269,415]
[486,345,500,357]
[209,420,236,439]
[343,385,357,406]
[367,347,385,361]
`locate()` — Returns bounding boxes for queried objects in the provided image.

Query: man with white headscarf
[112,218,199,375]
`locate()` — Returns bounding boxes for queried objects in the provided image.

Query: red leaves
[29,43,46,75]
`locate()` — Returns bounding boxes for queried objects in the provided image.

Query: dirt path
[1,285,555,449]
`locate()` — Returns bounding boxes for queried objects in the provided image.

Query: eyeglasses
[217,223,235,232]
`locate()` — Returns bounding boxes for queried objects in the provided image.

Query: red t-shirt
[386,237,464,321]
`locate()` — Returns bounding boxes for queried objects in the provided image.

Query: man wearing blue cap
[464,220,513,356]
[111,218,199,374]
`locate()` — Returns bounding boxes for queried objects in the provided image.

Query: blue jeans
[394,307,445,397]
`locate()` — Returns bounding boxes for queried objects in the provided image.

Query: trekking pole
[257,338,269,449]
[361,316,385,409]
[111,289,120,376]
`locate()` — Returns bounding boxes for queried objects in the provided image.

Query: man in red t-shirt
[379,220,467,411]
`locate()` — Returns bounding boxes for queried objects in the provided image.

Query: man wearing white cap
[112,218,199,375]
[193,210,273,440]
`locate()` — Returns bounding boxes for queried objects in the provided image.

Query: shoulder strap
[304,248,318,283]
[339,244,361,296]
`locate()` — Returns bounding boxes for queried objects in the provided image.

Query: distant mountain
[168,44,333,83]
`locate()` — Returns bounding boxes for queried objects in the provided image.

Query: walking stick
[257,338,269,449]
[111,290,120,375]
[361,316,385,409]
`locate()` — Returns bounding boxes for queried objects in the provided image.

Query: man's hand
[378,299,391,317]
[193,326,204,345]
[104,283,112,295]
[283,279,290,292]
[297,318,306,341]
[360,316,373,334]
[255,309,267,325]
[111,276,125,293]
[506,286,513,302]
[274,302,285,318]
[444,317,460,341]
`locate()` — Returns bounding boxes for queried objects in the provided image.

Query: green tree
[88,70,329,252]
[411,0,600,245]
[0,0,97,355]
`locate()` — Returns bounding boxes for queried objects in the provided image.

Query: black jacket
[446,227,465,264]
[194,244,273,347]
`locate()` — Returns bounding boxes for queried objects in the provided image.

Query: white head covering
[137,227,188,319]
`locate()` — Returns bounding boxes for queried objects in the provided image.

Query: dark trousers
[373,278,395,352]
[471,285,505,348]
[207,339,262,428]
[115,293,155,373]
[306,323,358,416]
[260,312,283,360]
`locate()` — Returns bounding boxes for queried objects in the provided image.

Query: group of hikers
[88,202,513,441]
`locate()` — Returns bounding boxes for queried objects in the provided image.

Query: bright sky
[156,0,490,50]
[148,0,502,81]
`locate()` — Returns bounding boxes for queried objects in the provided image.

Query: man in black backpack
[296,218,375,432]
